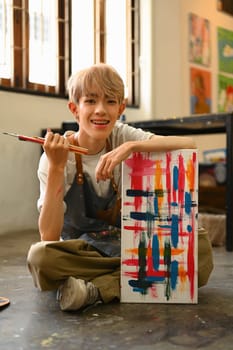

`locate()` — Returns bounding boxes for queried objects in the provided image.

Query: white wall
[0,0,232,234]
[0,91,71,233]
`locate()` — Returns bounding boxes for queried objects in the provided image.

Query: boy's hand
[95,142,134,182]
[43,131,70,170]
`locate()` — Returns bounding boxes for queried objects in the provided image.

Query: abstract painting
[190,67,211,114]
[121,150,198,304]
[188,13,211,67]
[218,27,233,74]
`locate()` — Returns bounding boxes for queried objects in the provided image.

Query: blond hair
[67,63,125,104]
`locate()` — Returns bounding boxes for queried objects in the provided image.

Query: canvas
[121,150,198,304]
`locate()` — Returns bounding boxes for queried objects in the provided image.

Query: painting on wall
[190,67,211,114]
[218,27,233,74]
[188,13,211,67]
[218,74,233,112]
[121,150,198,304]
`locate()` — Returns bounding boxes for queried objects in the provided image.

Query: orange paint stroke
[125,247,184,256]
[178,265,187,284]
[186,157,195,191]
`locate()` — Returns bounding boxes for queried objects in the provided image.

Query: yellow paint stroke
[41,333,60,348]
[41,337,54,347]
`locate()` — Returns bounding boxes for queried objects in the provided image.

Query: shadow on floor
[0,230,233,350]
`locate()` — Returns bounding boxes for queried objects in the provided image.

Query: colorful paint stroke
[121,150,198,304]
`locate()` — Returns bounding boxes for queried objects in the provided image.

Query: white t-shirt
[37,121,154,212]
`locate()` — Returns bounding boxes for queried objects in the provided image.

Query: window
[0,0,12,80]
[0,0,140,106]
[28,0,57,86]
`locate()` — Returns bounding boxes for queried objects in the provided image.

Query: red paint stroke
[125,153,145,212]
[187,229,195,299]
[178,154,185,208]
[123,201,135,206]
[178,154,185,238]
[125,154,155,174]
[123,270,168,279]
[185,152,197,300]
[187,211,196,300]
[56,186,63,197]
[123,225,147,232]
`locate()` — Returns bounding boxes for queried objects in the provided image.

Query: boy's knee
[198,227,214,287]
[27,241,49,270]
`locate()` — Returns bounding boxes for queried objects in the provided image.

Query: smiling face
[78,91,124,135]
[67,64,126,152]
[68,89,125,151]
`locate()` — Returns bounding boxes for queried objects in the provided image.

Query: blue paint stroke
[171,214,179,248]
[130,212,155,221]
[164,240,171,300]
[154,196,159,216]
[185,191,192,215]
[126,189,153,197]
[152,234,159,270]
[128,231,152,294]
[173,166,179,190]
[145,276,165,283]
[171,260,178,290]
[158,224,171,229]
[138,231,147,283]
[146,198,154,239]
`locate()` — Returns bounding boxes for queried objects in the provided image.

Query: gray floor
[0,230,233,350]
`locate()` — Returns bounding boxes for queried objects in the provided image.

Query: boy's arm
[130,134,196,153]
[38,132,69,241]
[38,166,65,241]
[95,134,196,182]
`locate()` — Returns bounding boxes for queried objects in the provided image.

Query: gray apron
[62,139,121,257]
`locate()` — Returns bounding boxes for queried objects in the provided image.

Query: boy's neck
[75,132,106,155]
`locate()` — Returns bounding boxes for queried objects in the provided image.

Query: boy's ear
[68,102,79,122]
[118,101,126,117]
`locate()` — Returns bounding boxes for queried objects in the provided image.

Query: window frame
[0,0,140,107]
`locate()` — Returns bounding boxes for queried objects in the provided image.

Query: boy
[27,63,211,311]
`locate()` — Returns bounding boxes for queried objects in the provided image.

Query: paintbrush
[2,132,88,155]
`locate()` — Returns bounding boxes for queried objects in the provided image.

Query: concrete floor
[0,230,233,350]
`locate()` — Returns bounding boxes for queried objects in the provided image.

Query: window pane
[29,0,57,85]
[71,0,94,73]
[0,0,12,79]
[106,0,127,93]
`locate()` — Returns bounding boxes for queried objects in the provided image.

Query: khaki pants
[27,228,213,303]
[198,227,214,287]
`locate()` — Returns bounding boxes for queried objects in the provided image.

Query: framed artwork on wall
[218,27,233,74]
[218,74,233,112]
[190,67,212,114]
[188,13,211,67]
